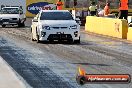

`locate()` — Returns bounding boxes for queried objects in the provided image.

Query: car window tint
[1,8,19,14]
[40,12,73,20]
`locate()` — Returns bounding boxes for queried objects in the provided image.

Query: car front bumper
[0,19,19,25]
[38,30,80,41]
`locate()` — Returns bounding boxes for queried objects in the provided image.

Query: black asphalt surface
[0,19,132,88]
[0,36,76,88]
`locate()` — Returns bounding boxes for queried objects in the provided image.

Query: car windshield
[40,12,73,20]
[1,8,19,14]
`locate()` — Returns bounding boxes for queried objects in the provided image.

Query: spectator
[118,0,128,20]
[89,2,97,16]
[56,0,63,10]
[104,2,110,16]
[98,9,104,17]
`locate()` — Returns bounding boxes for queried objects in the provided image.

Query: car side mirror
[32,19,38,22]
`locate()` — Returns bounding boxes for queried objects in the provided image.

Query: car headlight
[42,25,50,30]
[70,25,77,29]
[41,31,46,37]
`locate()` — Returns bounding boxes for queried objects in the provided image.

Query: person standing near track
[89,2,97,16]
[56,0,63,10]
[104,2,110,16]
[118,0,129,20]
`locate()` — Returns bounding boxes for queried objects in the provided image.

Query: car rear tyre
[2,25,6,28]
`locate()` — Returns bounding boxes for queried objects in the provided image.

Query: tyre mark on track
[0,39,74,88]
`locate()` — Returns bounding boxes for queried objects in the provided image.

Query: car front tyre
[2,25,6,28]
[74,37,80,44]
[74,40,80,44]
[68,39,74,44]
[21,22,25,27]
[18,22,21,27]
[18,19,25,27]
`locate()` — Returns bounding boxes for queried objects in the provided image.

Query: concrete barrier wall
[127,27,132,41]
[85,16,128,39]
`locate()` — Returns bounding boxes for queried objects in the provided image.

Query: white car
[31,10,80,43]
[0,6,26,27]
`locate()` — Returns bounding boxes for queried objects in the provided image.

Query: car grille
[48,34,72,40]
[52,27,59,29]
[3,19,9,22]
[12,18,17,20]
[61,27,68,29]
[52,27,68,29]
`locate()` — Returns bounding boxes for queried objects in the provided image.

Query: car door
[32,14,39,40]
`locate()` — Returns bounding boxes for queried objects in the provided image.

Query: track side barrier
[127,27,132,41]
[85,16,128,39]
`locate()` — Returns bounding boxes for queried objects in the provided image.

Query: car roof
[41,10,69,13]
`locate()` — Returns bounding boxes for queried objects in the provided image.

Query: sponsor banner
[86,74,131,83]
[77,74,131,85]
[76,67,131,85]
[26,0,58,17]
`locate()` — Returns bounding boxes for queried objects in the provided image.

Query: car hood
[0,14,20,19]
[40,20,77,26]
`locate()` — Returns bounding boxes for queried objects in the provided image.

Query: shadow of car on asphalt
[38,41,79,45]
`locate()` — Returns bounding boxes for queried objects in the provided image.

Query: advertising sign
[26,0,57,17]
